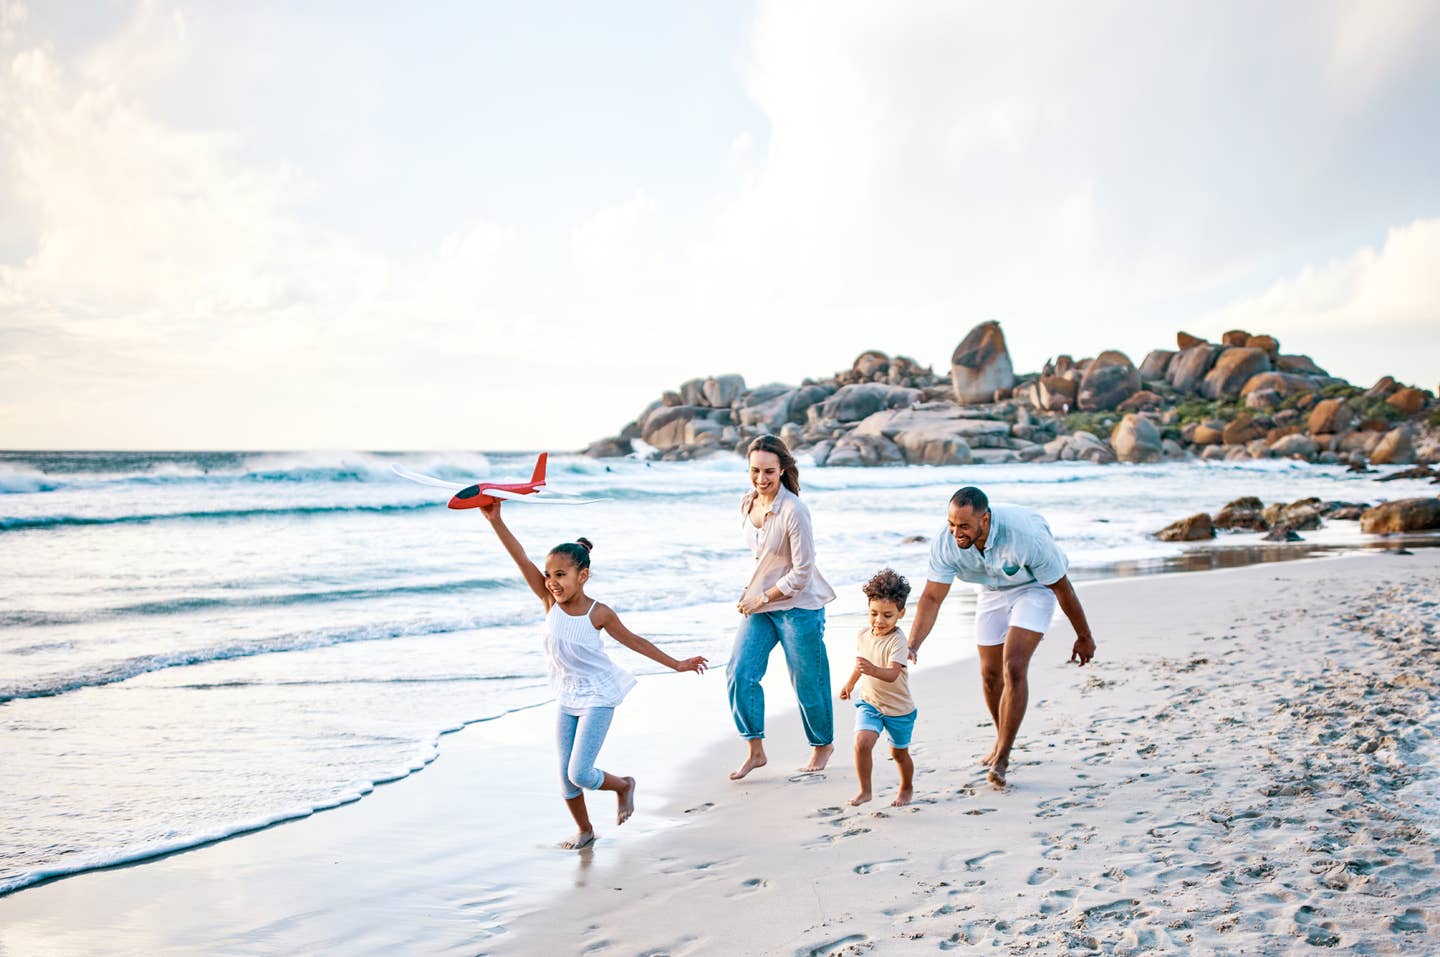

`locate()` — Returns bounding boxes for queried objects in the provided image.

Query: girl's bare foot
[848,790,872,806]
[799,744,834,773]
[730,746,768,780]
[617,777,636,825]
[987,758,1008,789]
[891,787,914,807]
[562,830,596,850]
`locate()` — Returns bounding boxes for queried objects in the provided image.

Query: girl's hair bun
[575,536,594,552]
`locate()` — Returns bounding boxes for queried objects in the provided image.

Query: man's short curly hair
[862,567,911,609]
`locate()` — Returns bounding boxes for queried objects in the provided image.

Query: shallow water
[1,449,1435,895]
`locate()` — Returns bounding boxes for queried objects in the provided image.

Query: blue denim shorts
[854,700,917,749]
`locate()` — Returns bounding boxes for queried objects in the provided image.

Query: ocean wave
[0,577,512,628]
[0,501,436,533]
[0,617,499,703]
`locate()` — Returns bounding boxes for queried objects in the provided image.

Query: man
[906,486,1097,788]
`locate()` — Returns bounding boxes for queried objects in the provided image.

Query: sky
[1,0,1438,451]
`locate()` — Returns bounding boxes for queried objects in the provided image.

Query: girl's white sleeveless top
[545,600,637,709]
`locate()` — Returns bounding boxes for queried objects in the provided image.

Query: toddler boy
[839,568,917,807]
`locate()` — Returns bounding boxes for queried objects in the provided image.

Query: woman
[727,434,836,780]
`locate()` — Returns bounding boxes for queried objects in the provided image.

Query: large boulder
[1308,398,1354,436]
[1263,498,1323,531]
[1167,344,1223,393]
[818,383,920,423]
[853,406,999,465]
[1240,372,1320,399]
[1221,329,1252,347]
[1269,434,1319,460]
[852,350,890,380]
[1360,498,1440,533]
[1275,354,1327,376]
[1370,427,1414,466]
[1157,513,1216,541]
[1176,331,1207,350]
[1222,415,1267,445]
[1110,414,1162,463]
[1201,348,1272,400]
[740,384,832,432]
[643,405,706,448]
[1077,350,1141,411]
[822,432,906,468]
[950,321,1016,404]
[1038,375,1078,412]
[702,374,747,409]
[1364,376,1400,400]
[1388,388,1430,415]
[1117,389,1164,412]
[1214,496,1269,531]
[1138,350,1175,380]
[1244,334,1280,359]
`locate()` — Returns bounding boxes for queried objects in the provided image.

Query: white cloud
[1198,218,1440,389]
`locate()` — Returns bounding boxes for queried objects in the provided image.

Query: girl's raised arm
[591,605,707,674]
[479,502,551,608]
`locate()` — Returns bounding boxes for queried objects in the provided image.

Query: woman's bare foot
[799,744,834,773]
[730,743,768,780]
[617,777,636,825]
[891,787,914,807]
[561,830,596,850]
[987,758,1008,789]
[847,790,872,807]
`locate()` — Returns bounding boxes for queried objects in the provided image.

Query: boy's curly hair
[862,567,911,609]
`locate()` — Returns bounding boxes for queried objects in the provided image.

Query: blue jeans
[726,606,832,746]
[556,705,614,799]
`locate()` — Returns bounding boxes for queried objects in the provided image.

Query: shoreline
[2,550,1438,954]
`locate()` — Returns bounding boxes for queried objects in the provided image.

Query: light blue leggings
[556,705,615,799]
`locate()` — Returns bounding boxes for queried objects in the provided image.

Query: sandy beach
[2,550,1438,955]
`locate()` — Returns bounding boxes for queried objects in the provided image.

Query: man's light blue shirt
[927,504,1069,591]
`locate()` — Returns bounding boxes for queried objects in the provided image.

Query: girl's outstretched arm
[591,605,708,674]
[478,502,551,608]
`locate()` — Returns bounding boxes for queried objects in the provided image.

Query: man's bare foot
[617,777,636,825]
[799,744,834,773]
[561,830,596,850]
[891,787,914,807]
[980,743,999,767]
[847,790,872,806]
[987,758,1008,789]
[730,750,768,781]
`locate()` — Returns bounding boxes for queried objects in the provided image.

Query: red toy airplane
[391,453,596,508]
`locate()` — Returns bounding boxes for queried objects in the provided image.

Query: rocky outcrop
[1360,498,1440,533]
[585,327,1440,471]
[1077,351,1141,411]
[951,321,1015,404]
[1214,496,1268,531]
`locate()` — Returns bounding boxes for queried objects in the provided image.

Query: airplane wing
[482,488,599,505]
[391,465,467,491]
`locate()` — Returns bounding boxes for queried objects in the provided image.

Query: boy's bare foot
[562,830,596,850]
[847,790,872,807]
[891,787,914,807]
[617,777,636,825]
[799,744,834,773]
[987,758,1008,789]
[730,749,768,781]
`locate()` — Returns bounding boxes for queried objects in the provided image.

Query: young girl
[480,501,707,850]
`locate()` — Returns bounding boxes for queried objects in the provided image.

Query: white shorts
[974,583,1057,646]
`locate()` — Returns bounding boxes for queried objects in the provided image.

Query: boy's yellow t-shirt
[855,626,915,716]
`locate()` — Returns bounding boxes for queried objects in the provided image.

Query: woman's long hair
[747,434,801,495]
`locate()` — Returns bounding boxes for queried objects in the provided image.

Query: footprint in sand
[813,826,872,846]
[788,772,827,784]
[962,850,1004,871]
[853,858,905,875]
[1038,888,1076,916]
[795,933,868,956]
[725,877,772,899]
[811,806,844,818]
[683,802,715,814]
[963,807,997,816]
[1025,866,1054,886]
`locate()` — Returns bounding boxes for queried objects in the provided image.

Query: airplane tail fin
[530,452,548,487]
